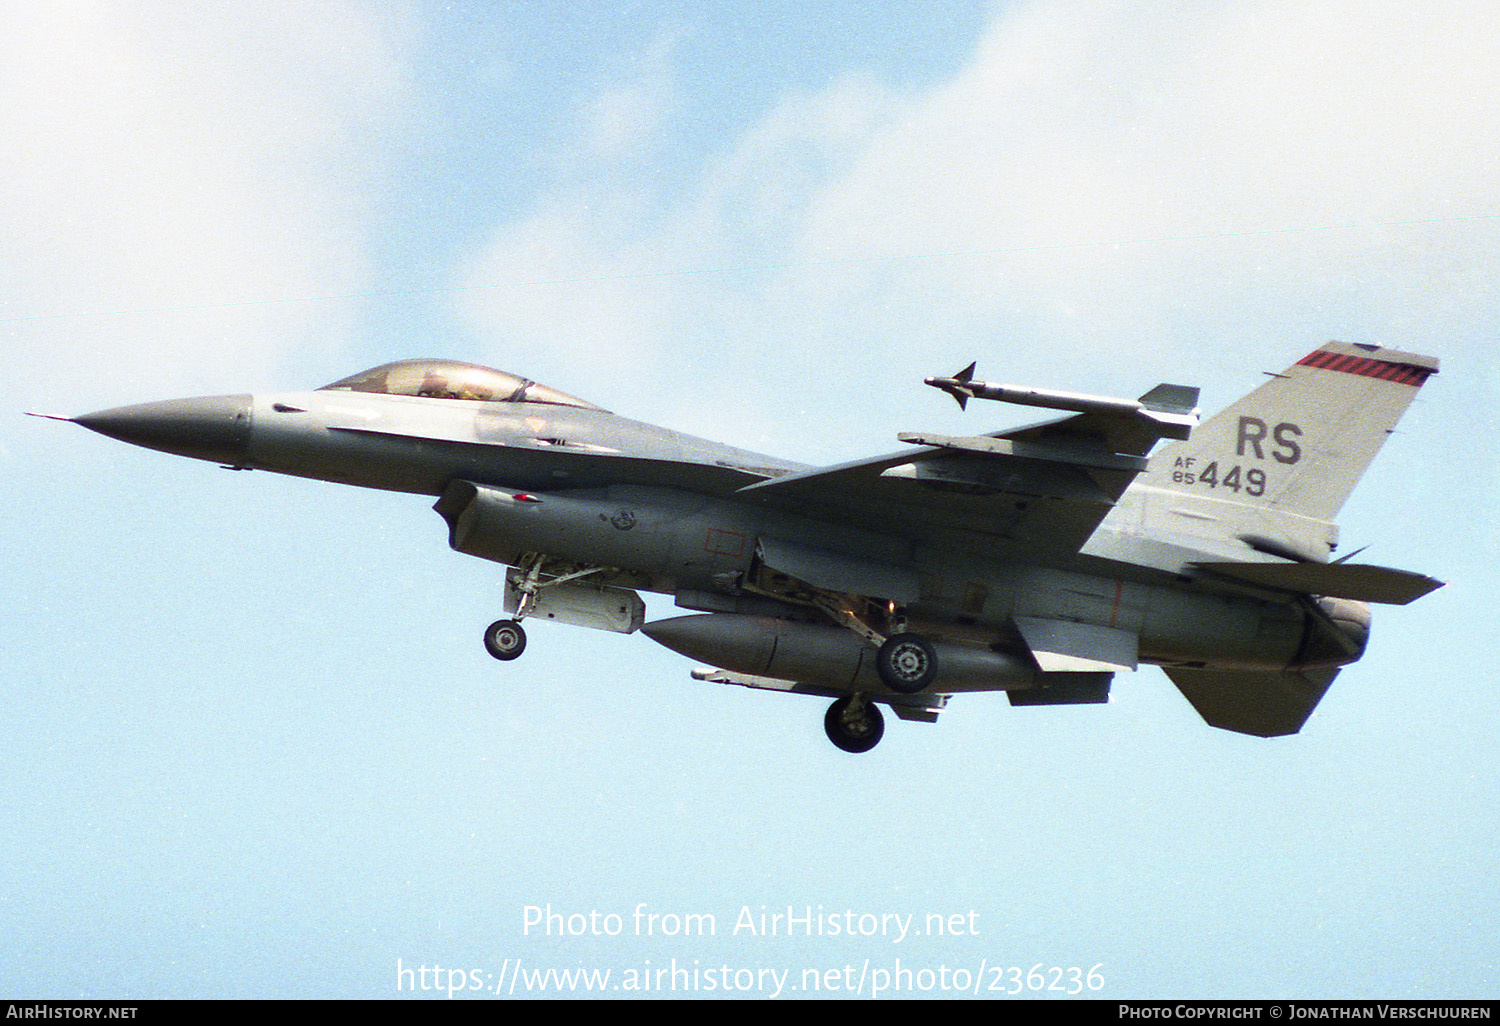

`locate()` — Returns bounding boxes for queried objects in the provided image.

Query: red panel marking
[704,528,746,558]
[1297,350,1433,386]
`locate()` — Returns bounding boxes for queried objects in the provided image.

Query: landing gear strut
[743,560,940,697]
[483,619,527,661]
[824,695,885,753]
[481,556,619,661]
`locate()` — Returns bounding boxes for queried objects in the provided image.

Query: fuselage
[73,380,1360,683]
[58,346,1443,748]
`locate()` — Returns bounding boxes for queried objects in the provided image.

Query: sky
[2,0,1497,1000]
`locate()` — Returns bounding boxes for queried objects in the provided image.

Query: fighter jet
[38,343,1441,752]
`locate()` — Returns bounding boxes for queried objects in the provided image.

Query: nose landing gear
[482,556,547,662]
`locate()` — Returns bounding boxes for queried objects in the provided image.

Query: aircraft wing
[737,408,1169,558]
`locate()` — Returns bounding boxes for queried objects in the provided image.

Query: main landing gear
[745,562,940,698]
[876,632,938,694]
[824,695,885,754]
[827,625,936,754]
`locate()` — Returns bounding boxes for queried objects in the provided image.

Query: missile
[926,364,1146,415]
[925,364,1200,439]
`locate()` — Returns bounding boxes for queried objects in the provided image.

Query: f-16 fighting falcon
[37,343,1441,752]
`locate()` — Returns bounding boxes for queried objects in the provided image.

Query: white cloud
[1,1,413,408]
[581,26,686,161]
[453,1,1500,456]
[453,71,900,431]
[788,0,1500,345]
[816,0,1500,239]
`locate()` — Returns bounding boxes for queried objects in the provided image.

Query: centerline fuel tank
[641,613,1108,696]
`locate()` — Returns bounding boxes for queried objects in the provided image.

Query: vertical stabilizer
[1145,343,1438,522]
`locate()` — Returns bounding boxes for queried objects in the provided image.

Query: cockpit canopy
[319,359,602,410]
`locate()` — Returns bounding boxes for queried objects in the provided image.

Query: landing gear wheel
[483,619,527,661]
[877,633,937,694]
[824,696,885,754]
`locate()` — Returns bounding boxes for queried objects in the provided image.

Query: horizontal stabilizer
[1194,560,1443,605]
[1165,667,1340,737]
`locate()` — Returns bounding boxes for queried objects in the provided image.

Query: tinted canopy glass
[319,359,601,409]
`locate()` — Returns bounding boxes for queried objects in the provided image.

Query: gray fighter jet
[40,343,1441,752]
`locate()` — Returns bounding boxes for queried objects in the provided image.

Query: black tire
[483,619,527,661]
[824,696,885,754]
[877,633,937,694]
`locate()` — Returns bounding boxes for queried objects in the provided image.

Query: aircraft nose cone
[74,394,253,465]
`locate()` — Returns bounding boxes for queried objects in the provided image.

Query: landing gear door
[503,570,646,634]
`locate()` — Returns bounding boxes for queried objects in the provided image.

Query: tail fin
[1146,342,1438,522]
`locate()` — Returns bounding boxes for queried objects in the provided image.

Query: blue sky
[3,0,1497,999]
